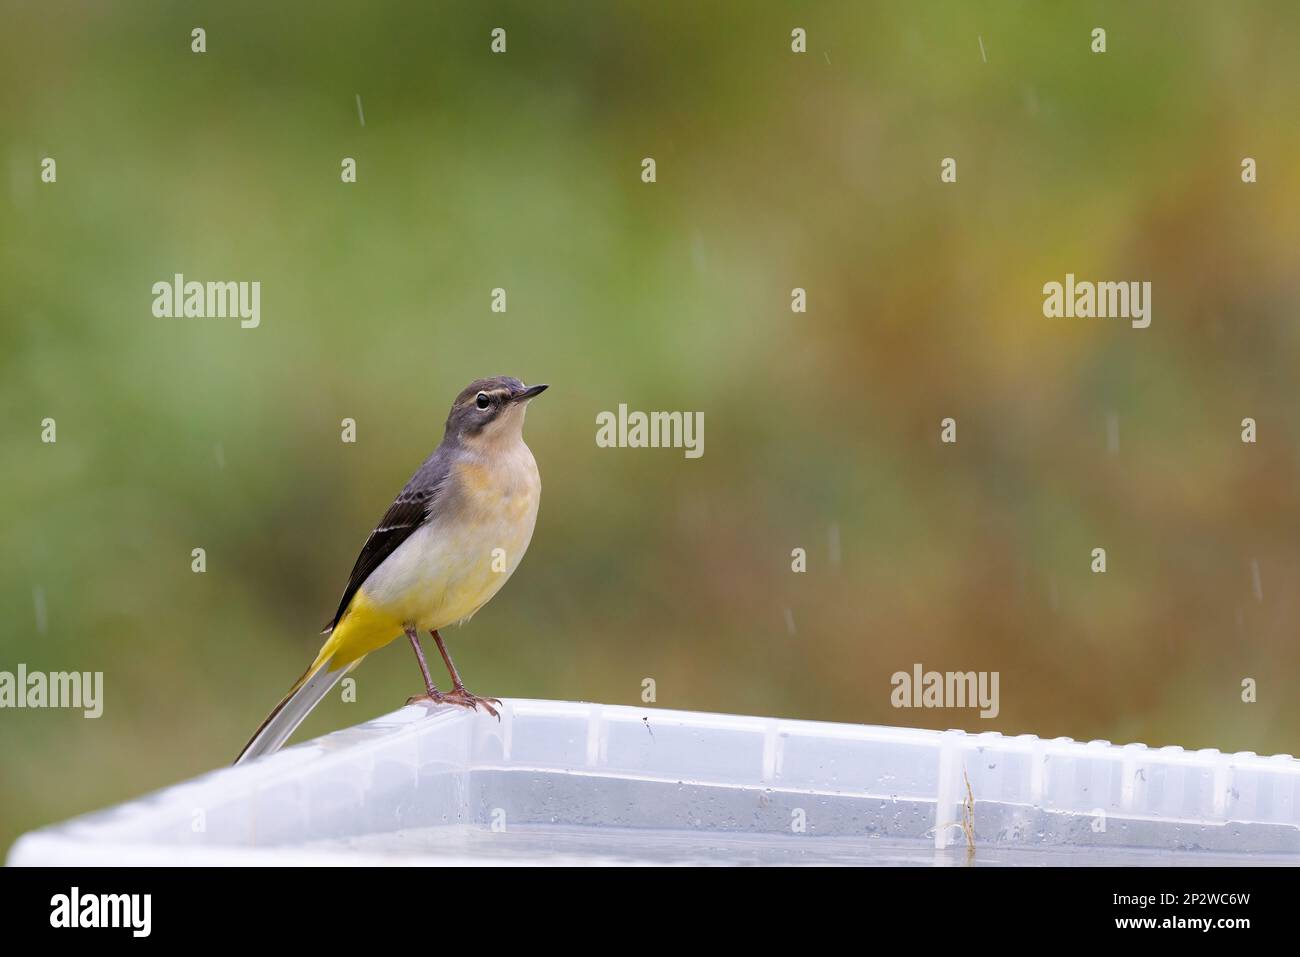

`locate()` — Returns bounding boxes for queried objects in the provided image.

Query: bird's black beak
[512,383,549,402]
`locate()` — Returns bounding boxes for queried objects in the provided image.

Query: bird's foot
[441,686,502,721]
[406,690,446,706]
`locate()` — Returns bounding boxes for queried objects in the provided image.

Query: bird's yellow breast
[319,440,540,670]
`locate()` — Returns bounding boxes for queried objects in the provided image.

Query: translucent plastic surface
[9,700,1300,865]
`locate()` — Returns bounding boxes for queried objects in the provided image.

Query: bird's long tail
[234,656,352,765]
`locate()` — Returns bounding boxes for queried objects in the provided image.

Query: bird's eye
[475,392,490,410]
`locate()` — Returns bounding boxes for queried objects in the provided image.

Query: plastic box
[8,699,1300,865]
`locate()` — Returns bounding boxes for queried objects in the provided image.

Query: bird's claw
[407,691,445,706]
[442,687,502,720]
[407,688,501,721]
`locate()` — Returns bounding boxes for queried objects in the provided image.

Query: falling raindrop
[33,585,47,634]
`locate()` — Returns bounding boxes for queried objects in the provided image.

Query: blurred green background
[3,1,1300,853]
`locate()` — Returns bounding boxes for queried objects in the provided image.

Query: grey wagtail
[236,375,547,764]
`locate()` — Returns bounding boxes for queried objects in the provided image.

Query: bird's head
[444,375,548,446]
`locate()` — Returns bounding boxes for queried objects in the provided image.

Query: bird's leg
[404,626,446,705]
[430,629,501,720]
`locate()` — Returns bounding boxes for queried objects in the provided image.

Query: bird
[235,375,547,764]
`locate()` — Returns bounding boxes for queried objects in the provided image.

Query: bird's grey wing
[324,448,452,632]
